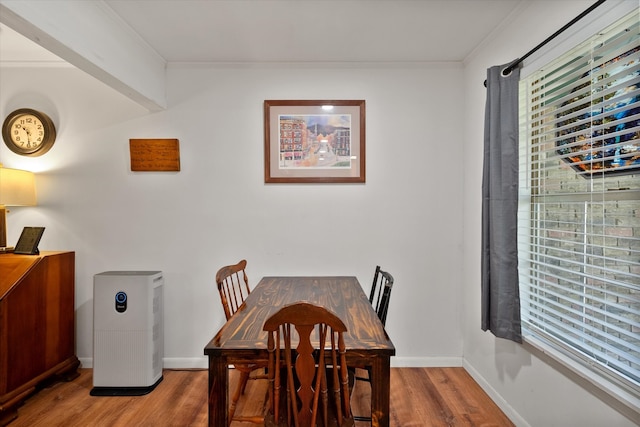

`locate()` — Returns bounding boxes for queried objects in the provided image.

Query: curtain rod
[483,0,607,87]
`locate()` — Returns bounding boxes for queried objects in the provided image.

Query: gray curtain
[481,63,522,343]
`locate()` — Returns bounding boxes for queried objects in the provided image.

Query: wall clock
[2,108,57,157]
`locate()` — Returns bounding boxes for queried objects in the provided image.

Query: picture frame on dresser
[13,226,45,255]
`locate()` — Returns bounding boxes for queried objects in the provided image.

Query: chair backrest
[215,259,251,321]
[369,265,394,326]
[263,302,353,427]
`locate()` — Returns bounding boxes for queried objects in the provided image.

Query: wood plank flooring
[8,367,514,427]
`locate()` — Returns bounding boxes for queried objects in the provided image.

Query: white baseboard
[78,357,92,368]
[462,359,529,427]
[79,357,209,370]
[391,356,463,367]
[163,357,208,369]
[80,355,463,370]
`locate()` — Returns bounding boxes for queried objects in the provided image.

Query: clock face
[2,108,56,156]
[9,113,46,149]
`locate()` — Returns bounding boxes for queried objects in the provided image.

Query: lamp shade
[0,166,37,206]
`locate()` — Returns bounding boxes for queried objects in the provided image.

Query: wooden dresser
[0,251,79,426]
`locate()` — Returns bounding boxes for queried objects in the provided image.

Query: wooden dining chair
[216,259,251,321]
[215,259,267,425]
[353,265,395,423]
[263,302,355,427]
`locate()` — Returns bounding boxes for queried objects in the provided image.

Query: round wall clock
[2,108,57,157]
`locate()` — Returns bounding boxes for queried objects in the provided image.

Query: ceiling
[0,0,525,64]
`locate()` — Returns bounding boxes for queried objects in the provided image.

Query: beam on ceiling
[0,0,166,111]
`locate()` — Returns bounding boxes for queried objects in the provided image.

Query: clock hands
[15,123,34,145]
[23,125,32,142]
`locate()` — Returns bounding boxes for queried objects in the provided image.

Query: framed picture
[264,100,365,183]
[14,226,45,255]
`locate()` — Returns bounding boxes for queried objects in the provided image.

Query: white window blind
[518,8,640,404]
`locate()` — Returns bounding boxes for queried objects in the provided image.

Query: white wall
[462,1,637,426]
[0,62,465,368]
[3,1,637,425]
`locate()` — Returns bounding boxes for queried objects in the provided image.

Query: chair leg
[239,369,251,395]
[229,370,250,424]
[352,367,373,423]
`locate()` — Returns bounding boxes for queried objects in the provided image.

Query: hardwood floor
[8,367,514,426]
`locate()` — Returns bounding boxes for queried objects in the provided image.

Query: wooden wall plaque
[129,139,181,172]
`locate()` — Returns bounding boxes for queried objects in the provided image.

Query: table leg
[369,356,391,427]
[208,355,228,427]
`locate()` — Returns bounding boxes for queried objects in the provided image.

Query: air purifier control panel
[115,291,127,313]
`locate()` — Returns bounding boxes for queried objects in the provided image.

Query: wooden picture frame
[264,100,365,183]
[14,226,45,255]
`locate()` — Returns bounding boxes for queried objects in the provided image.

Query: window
[518,9,640,408]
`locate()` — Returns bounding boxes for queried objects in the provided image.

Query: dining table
[203,275,396,427]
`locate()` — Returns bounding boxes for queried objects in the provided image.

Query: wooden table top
[204,276,395,356]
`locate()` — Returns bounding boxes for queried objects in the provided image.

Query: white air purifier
[91,271,164,396]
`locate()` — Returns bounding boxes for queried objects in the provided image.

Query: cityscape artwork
[278,114,352,169]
